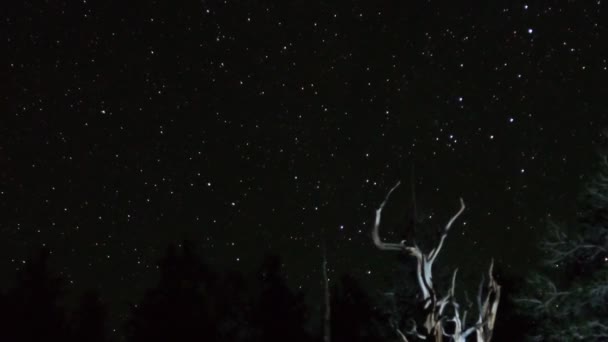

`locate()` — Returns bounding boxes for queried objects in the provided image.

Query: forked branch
[372,181,501,342]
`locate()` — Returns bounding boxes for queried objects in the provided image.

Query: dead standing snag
[372,181,501,342]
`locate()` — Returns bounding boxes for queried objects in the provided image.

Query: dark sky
[2,0,607,334]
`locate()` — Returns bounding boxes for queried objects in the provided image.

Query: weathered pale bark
[372,181,501,341]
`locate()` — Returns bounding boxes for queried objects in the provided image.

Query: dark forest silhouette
[0,248,71,342]
[0,242,534,342]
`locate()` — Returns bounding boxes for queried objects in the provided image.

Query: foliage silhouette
[0,248,69,342]
[516,150,608,341]
[491,263,534,342]
[216,270,254,341]
[331,274,385,342]
[71,289,109,342]
[249,254,312,342]
[124,241,219,342]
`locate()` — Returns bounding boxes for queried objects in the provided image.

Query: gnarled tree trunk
[372,181,501,342]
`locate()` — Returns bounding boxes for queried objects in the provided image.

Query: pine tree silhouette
[491,263,534,341]
[516,150,608,340]
[0,248,69,342]
[215,270,253,341]
[250,254,311,342]
[331,274,384,342]
[125,241,218,342]
[71,289,109,342]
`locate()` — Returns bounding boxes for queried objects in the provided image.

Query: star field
[3,0,608,332]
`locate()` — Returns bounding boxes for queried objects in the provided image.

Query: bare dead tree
[406,164,418,244]
[372,181,501,342]
[322,240,331,342]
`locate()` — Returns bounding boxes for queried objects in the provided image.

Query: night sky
[3,0,607,334]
